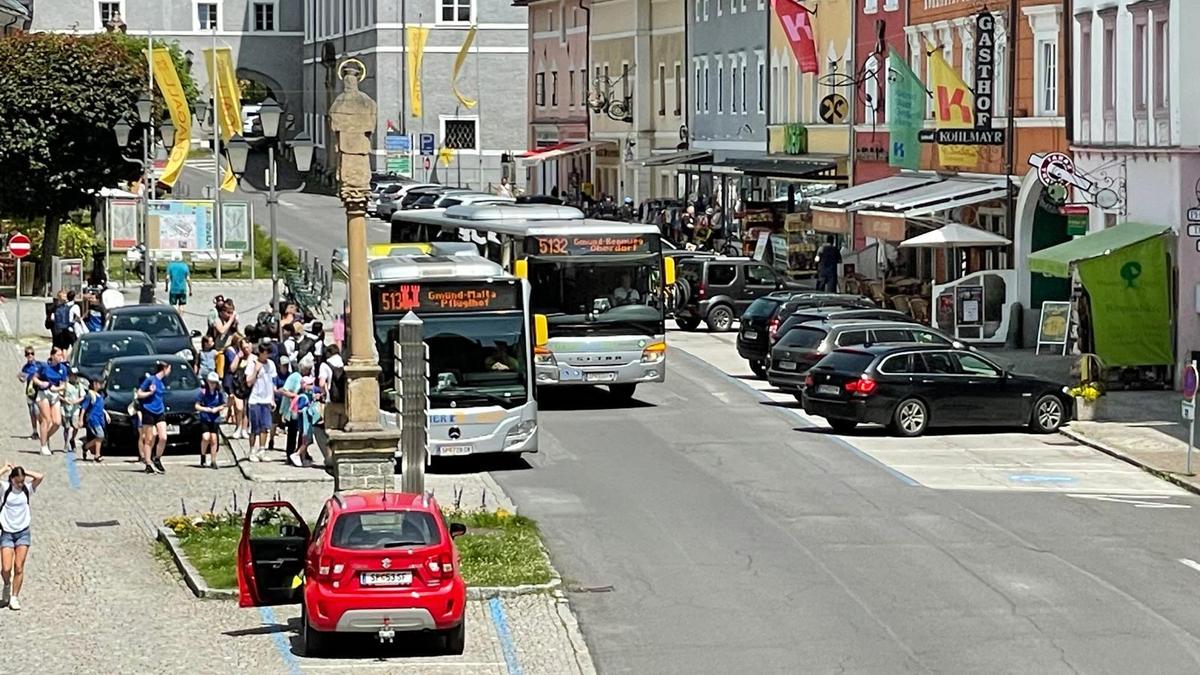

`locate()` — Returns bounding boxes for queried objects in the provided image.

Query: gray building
[303,0,528,189]
[29,1,304,119]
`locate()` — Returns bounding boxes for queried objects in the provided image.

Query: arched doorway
[1014,170,1072,339]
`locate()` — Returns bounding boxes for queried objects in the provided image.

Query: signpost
[1184,361,1197,475]
[419,133,436,156]
[9,232,30,342]
[1036,301,1072,355]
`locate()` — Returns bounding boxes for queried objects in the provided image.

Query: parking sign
[420,133,436,156]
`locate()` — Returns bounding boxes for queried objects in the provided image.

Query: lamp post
[226,97,315,334]
[113,92,176,303]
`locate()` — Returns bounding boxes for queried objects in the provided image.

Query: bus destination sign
[374,281,520,314]
[532,234,656,256]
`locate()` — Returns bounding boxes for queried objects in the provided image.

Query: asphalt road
[492,347,1200,675]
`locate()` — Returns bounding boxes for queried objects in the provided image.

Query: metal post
[141,125,153,303]
[397,312,428,493]
[269,144,280,333]
[1189,360,1197,475]
[15,257,21,343]
[213,26,222,281]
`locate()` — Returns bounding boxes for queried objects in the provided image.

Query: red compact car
[237,491,468,656]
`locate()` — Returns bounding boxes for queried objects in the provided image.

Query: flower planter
[1075,397,1099,421]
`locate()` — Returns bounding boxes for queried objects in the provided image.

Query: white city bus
[393,204,675,401]
[366,254,540,457]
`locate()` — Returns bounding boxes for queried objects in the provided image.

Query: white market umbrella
[97,187,139,199]
[899,222,1012,249]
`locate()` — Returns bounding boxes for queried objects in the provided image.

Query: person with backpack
[318,343,345,405]
[50,291,76,353]
[18,347,41,441]
[31,346,69,456]
[1,464,44,611]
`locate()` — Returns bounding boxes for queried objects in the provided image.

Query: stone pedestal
[324,428,401,492]
[343,360,384,432]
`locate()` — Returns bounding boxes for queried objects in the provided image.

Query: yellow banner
[407,27,430,118]
[928,45,978,168]
[451,27,477,109]
[147,47,191,187]
[203,47,242,191]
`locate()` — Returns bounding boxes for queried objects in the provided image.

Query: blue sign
[385,132,411,152]
[419,133,436,156]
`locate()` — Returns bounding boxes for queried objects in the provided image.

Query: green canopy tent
[1028,222,1174,367]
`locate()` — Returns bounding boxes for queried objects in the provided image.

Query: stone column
[323,61,401,492]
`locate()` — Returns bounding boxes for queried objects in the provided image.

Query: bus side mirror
[664,257,676,286]
[534,314,549,347]
[514,259,528,279]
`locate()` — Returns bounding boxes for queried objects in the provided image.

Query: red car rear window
[330,510,442,549]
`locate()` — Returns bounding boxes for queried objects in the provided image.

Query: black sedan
[103,304,201,363]
[100,355,203,451]
[736,292,876,377]
[69,330,156,384]
[801,345,1072,437]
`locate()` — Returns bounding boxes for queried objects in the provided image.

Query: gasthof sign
[974,11,995,130]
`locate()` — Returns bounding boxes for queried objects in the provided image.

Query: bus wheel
[609,384,637,402]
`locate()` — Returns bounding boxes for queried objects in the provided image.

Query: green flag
[1076,236,1173,367]
[886,48,924,170]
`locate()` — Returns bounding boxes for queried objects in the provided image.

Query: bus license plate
[361,571,412,587]
[585,372,617,383]
[815,384,839,396]
[439,445,474,457]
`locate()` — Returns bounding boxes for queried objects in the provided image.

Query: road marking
[1179,558,1200,574]
[260,606,303,675]
[1068,494,1191,509]
[488,597,524,675]
[303,663,505,670]
[64,449,81,490]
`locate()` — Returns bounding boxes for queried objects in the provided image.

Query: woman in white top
[1,464,44,611]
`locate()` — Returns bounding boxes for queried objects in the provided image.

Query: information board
[1036,301,1072,355]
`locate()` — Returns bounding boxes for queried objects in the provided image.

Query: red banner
[772,0,818,74]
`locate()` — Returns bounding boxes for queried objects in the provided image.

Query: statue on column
[328,59,377,210]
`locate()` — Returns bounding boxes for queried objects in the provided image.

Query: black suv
[674,257,807,332]
[767,319,955,399]
[736,292,876,377]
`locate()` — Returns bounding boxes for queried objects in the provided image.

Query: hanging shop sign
[1061,204,1089,237]
[973,11,996,130]
[922,10,1006,149]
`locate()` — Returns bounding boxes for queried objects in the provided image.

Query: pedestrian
[245,343,278,462]
[318,343,344,405]
[279,361,310,466]
[230,338,255,438]
[207,294,226,332]
[293,375,319,467]
[31,346,69,456]
[18,347,41,441]
[196,372,227,469]
[62,368,87,454]
[197,334,217,380]
[165,255,191,312]
[1,463,44,611]
[815,235,842,293]
[679,205,696,244]
[495,176,515,199]
[49,291,75,354]
[81,377,108,463]
[135,360,171,475]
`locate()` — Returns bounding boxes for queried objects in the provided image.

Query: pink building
[517,0,591,197]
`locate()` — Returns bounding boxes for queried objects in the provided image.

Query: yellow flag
[147,48,191,187]
[438,145,455,167]
[928,44,978,168]
[203,47,242,191]
[407,27,430,118]
[451,27,477,109]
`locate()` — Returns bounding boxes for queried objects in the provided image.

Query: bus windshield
[375,313,528,410]
[528,256,662,336]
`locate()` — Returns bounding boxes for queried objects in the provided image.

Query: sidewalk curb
[1060,426,1200,496]
[156,526,239,601]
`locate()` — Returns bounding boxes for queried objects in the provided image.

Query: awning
[630,149,712,168]
[810,174,942,208]
[518,141,610,168]
[1028,222,1172,278]
[860,177,1010,212]
[900,223,1012,248]
[712,156,839,179]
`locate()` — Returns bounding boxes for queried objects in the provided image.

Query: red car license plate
[360,571,412,587]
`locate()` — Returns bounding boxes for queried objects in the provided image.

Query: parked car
[236,492,469,656]
[773,306,916,342]
[767,320,956,399]
[100,354,202,451]
[801,344,1072,437]
[673,257,808,332]
[103,304,201,363]
[736,292,877,377]
[377,183,438,220]
[401,185,468,211]
[69,330,156,384]
[432,191,514,209]
[369,179,408,216]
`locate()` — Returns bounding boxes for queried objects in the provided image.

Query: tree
[0,33,195,289]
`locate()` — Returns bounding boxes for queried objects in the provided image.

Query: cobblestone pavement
[0,340,593,674]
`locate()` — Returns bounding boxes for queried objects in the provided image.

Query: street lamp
[226,106,313,334]
[113,98,176,303]
[193,99,209,130]
[136,93,153,125]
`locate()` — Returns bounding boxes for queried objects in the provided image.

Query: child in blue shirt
[81,377,109,462]
[195,372,227,469]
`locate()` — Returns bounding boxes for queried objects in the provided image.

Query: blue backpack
[53,302,72,330]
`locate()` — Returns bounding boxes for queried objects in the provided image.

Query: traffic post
[1184,361,1198,475]
[8,232,31,342]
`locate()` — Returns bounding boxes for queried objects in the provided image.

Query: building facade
[687,0,768,163]
[30,0,303,119]
[302,0,528,189]
[851,0,906,185]
[1072,0,1196,374]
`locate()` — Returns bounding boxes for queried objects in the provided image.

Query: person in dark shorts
[195,372,227,469]
[135,360,170,474]
[165,257,191,309]
[81,377,109,462]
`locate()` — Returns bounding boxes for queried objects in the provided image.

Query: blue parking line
[488,597,524,675]
[64,449,81,490]
[260,606,303,675]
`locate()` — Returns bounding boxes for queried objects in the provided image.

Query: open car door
[237,501,311,608]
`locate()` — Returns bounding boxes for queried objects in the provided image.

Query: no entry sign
[8,232,30,258]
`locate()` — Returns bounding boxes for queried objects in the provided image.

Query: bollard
[396,312,429,494]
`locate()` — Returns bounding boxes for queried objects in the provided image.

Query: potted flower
[1068,382,1104,421]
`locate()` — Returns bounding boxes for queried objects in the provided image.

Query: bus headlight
[533,346,556,367]
[641,341,667,364]
[505,419,536,447]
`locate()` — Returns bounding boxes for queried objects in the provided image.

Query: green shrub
[253,223,299,272]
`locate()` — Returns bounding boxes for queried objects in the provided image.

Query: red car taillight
[425,553,454,584]
[314,555,344,580]
[804,374,815,388]
[697,283,707,299]
[844,377,878,396]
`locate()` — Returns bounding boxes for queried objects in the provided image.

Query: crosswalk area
[669,328,1190,498]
